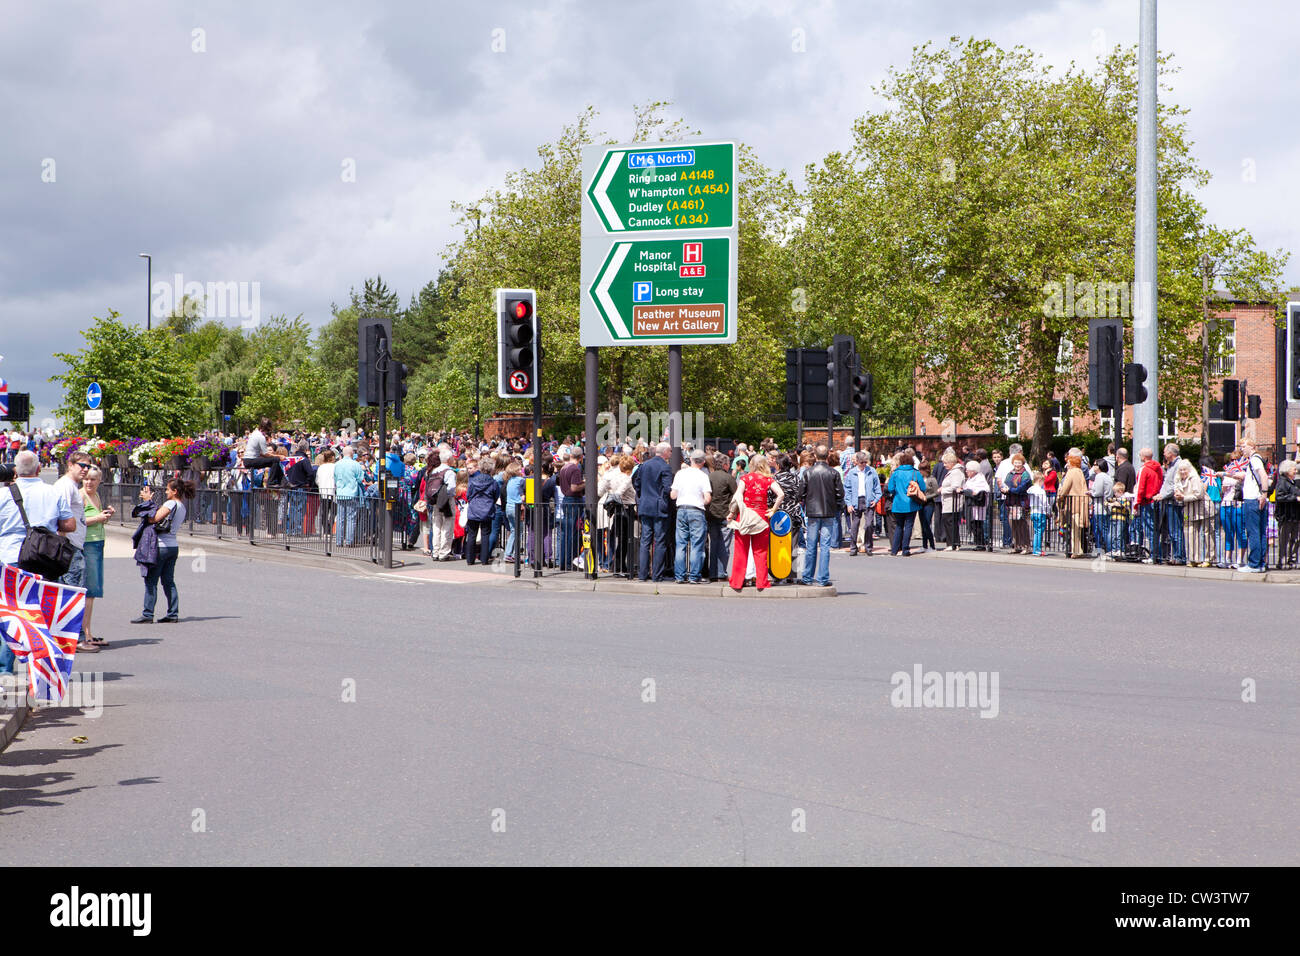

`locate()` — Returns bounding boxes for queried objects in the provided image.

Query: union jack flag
[280,456,304,473]
[0,563,85,702]
[0,377,8,418]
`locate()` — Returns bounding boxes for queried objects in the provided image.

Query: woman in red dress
[728,456,784,591]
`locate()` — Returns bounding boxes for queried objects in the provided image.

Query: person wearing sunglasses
[54,453,92,600]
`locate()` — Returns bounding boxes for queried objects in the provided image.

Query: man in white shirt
[670,449,713,583]
[54,450,91,589]
[1238,439,1271,572]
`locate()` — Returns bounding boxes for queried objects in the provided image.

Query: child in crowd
[1027,470,1048,555]
[1107,481,1132,556]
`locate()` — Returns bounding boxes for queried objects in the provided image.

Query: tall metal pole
[139,253,152,330]
[474,362,481,439]
[584,347,599,580]
[1132,0,1159,458]
[1276,327,1287,461]
[796,349,804,449]
[532,338,545,578]
[532,395,544,578]
[377,335,392,569]
[668,345,682,471]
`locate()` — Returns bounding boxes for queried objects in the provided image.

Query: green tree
[799,38,1287,459]
[50,311,208,438]
[234,356,332,430]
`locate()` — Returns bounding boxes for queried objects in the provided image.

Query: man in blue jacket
[844,451,882,555]
[633,442,673,581]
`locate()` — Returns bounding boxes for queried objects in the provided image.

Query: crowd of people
[3,421,1294,677]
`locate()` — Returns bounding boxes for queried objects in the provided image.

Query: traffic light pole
[377,337,393,570]
[795,349,804,449]
[584,346,598,580]
[533,393,544,579]
[1277,327,1287,459]
[668,345,682,471]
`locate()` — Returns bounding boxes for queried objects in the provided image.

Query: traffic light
[1289,303,1300,400]
[850,359,873,412]
[497,288,538,399]
[827,334,854,418]
[1087,319,1121,409]
[1247,394,1262,419]
[1124,362,1148,405]
[1222,379,1240,421]
[358,318,392,407]
[1,392,29,422]
[392,362,410,421]
[785,347,830,421]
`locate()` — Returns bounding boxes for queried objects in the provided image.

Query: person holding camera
[131,477,194,624]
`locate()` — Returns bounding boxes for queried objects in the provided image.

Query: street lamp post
[138,253,152,330]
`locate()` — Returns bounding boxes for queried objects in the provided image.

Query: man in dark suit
[633,442,673,581]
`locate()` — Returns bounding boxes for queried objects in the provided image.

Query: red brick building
[911,295,1296,459]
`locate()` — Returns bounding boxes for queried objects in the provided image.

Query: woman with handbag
[727,456,783,592]
[131,477,194,624]
[1003,454,1033,553]
[962,461,991,551]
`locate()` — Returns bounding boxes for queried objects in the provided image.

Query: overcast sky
[2,0,1296,422]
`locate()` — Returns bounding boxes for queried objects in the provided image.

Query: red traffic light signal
[498,289,539,399]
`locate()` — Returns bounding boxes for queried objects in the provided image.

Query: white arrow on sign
[594,242,632,338]
[592,151,625,230]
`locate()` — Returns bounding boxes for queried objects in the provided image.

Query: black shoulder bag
[8,482,75,579]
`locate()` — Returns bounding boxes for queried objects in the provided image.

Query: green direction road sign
[586,236,735,345]
[586,142,735,233]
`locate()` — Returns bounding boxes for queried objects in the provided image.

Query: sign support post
[584,346,599,580]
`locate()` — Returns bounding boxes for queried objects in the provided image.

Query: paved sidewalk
[923,545,1300,584]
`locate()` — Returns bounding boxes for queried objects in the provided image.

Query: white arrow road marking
[594,151,625,230]
[596,243,632,338]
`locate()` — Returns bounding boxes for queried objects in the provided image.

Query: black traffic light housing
[1088,319,1121,409]
[1247,394,1262,419]
[1,392,30,422]
[392,362,410,421]
[358,317,392,407]
[1289,302,1300,401]
[827,334,855,418]
[497,288,538,399]
[1221,379,1240,421]
[785,348,830,421]
[850,357,873,412]
[1124,362,1148,405]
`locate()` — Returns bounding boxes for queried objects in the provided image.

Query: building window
[995,400,1019,438]
[1158,403,1178,442]
[1099,415,1114,441]
[1052,400,1072,436]
[1212,320,1235,376]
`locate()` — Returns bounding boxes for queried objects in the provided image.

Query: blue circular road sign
[86,382,102,409]
[770,510,791,536]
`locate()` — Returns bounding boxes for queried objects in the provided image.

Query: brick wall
[912,301,1287,450]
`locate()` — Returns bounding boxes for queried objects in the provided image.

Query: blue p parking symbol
[633,281,653,303]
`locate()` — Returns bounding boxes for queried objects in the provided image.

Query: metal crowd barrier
[107,479,393,564]
[929,490,1286,568]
